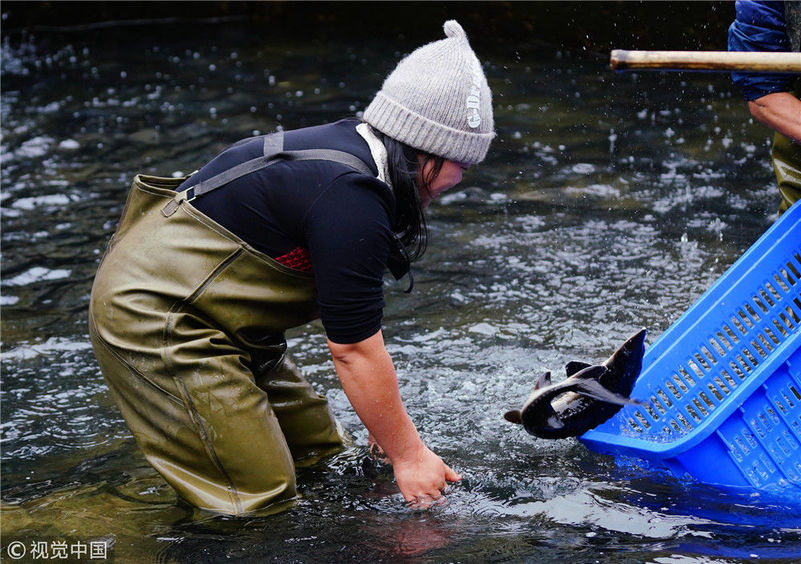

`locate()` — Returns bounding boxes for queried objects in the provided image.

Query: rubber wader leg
[89,173,345,516]
[89,316,298,516]
[772,131,801,215]
[254,355,347,463]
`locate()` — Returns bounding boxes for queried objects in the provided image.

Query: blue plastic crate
[581,201,801,493]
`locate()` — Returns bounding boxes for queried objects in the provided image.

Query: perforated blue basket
[581,201,801,493]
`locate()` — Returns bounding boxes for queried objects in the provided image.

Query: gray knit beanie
[363,20,495,165]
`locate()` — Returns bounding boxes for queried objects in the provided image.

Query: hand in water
[392,444,461,508]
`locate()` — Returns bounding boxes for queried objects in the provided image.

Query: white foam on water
[4,266,71,286]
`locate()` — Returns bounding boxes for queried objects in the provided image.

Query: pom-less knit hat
[363,20,495,165]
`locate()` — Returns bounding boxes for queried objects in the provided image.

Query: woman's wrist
[387,438,429,468]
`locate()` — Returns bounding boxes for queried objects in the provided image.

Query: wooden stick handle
[610,50,801,73]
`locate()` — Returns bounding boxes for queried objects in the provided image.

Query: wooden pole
[610,50,801,73]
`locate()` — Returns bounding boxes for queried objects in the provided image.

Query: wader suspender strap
[159,131,414,292]
[161,131,374,217]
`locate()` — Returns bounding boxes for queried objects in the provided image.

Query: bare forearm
[748,92,801,143]
[328,331,423,465]
[328,330,461,505]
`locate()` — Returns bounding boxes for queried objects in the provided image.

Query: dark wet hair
[370,127,444,263]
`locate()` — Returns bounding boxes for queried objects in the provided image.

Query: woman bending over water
[89,20,495,515]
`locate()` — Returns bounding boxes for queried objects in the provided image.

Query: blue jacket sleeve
[728,0,796,101]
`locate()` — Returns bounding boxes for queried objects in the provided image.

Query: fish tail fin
[604,328,647,378]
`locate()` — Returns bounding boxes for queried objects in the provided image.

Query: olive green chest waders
[771,81,801,215]
[89,133,374,515]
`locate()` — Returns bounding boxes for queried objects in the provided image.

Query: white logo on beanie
[466,65,482,129]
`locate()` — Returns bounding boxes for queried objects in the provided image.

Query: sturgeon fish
[504,329,647,439]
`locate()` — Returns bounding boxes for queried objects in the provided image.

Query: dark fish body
[504,329,647,439]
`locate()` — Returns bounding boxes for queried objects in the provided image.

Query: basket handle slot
[741,306,760,327]
[698,390,716,409]
[700,346,717,364]
[722,324,741,344]
[644,402,661,422]
[737,351,758,372]
[665,379,683,399]
[709,380,727,400]
[678,367,696,388]
[731,315,750,335]
[689,357,709,376]
[730,359,750,380]
[763,327,781,346]
[754,293,772,312]
[779,311,798,332]
[751,338,769,359]
[710,337,729,357]
[772,275,791,295]
[720,368,738,389]
[655,389,673,409]
[773,318,791,339]
[787,253,801,280]
[785,255,801,284]
[691,398,710,418]
[676,412,694,430]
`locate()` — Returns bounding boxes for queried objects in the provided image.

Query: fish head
[503,371,555,428]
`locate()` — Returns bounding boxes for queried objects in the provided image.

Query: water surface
[2,18,800,563]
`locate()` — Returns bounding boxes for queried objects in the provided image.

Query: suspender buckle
[184,186,197,203]
[161,189,192,217]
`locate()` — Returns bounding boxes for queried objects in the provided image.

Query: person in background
[88,20,495,515]
[729,0,801,213]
